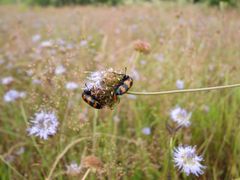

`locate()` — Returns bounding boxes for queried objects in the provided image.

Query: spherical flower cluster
[65,82,79,90]
[66,162,82,176]
[27,110,59,140]
[173,145,206,176]
[55,65,66,75]
[170,106,192,127]
[176,80,184,89]
[3,89,26,102]
[1,76,14,85]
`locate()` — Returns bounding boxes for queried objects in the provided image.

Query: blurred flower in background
[142,127,151,135]
[3,90,26,102]
[170,106,191,127]
[176,80,184,89]
[66,162,82,176]
[1,76,14,85]
[65,82,79,90]
[55,64,66,75]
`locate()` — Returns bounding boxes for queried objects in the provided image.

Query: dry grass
[0,3,240,179]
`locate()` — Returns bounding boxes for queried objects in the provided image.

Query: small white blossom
[170,107,191,127]
[15,147,25,155]
[173,145,206,176]
[32,34,41,43]
[176,80,184,89]
[142,127,151,135]
[55,65,66,75]
[27,110,59,140]
[130,69,140,81]
[3,90,26,102]
[113,115,120,123]
[0,58,4,65]
[86,71,105,89]
[32,79,42,85]
[65,82,79,90]
[127,94,137,100]
[154,53,164,62]
[66,162,81,176]
[1,76,14,85]
[80,40,88,47]
[40,40,53,48]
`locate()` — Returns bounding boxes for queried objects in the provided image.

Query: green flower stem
[127,83,240,95]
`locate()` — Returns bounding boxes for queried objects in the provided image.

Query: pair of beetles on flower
[82,69,133,109]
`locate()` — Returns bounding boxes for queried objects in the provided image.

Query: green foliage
[194,0,239,6]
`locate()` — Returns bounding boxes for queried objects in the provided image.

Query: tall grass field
[0,3,240,179]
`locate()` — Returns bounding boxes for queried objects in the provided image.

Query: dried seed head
[81,155,104,172]
[134,40,151,54]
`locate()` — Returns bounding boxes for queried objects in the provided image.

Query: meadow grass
[0,3,240,179]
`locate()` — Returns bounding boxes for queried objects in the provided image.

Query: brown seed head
[81,155,104,172]
[134,40,151,54]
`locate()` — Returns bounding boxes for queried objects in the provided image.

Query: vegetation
[0,3,240,180]
[0,0,240,6]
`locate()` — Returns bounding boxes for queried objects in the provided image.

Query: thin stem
[92,110,98,154]
[0,155,25,179]
[46,137,92,180]
[127,83,240,95]
[82,169,91,180]
[46,133,138,179]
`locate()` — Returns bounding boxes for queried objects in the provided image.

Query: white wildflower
[27,110,59,140]
[173,145,206,176]
[66,162,81,176]
[40,40,53,48]
[176,80,184,89]
[15,147,25,155]
[32,34,41,43]
[55,65,66,75]
[154,53,164,62]
[86,71,105,89]
[0,58,4,65]
[113,115,120,123]
[65,82,79,90]
[1,76,14,85]
[80,40,88,47]
[32,79,42,85]
[142,127,151,135]
[170,107,191,127]
[3,90,26,102]
[127,94,137,100]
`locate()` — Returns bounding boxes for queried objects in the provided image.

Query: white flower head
[40,40,53,48]
[1,76,14,85]
[32,34,41,43]
[170,106,192,127]
[80,40,88,47]
[65,82,79,90]
[4,90,26,102]
[66,162,81,176]
[32,79,42,85]
[154,53,164,62]
[27,110,59,140]
[176,80,184,90]
[55,65,66,75]
[86,71,105,90]
[142,127,151,135]
[173,145,206,176]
